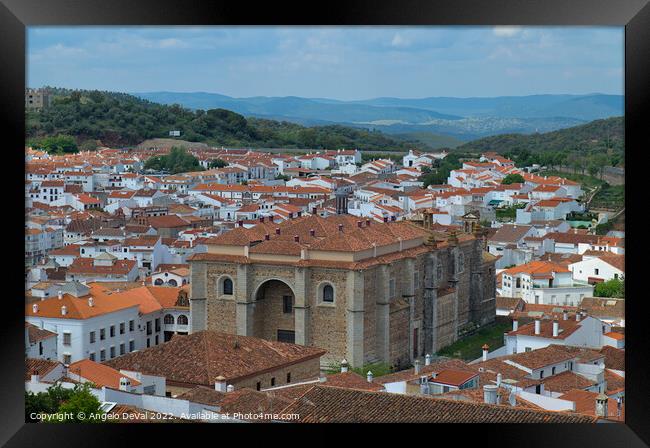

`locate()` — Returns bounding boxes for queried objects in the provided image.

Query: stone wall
[190,235,497,370]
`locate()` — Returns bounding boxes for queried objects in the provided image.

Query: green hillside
[454,117,623,157]
[26,88,426,152]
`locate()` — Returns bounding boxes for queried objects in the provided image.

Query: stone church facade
[188,214,496,370]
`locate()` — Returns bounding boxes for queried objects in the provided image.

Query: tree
[208,158,228,169]
[55,384,104,423]
[30,134,78,154]
[144,146,203,174]
[594,278,624,298]
[501,173,525,185]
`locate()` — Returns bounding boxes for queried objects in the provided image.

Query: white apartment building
[25,283,181,365]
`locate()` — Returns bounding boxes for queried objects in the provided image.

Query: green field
[436,321,512,361]
[590,184,625,209]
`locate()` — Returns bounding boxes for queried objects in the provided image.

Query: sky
[27,26,624,100]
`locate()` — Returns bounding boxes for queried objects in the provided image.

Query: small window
[89,352,96,361]
[525,347,532,352]
[595,268,599,275]
[271,377,276,387]
[63,333,71,346]
[164,314,174,324]
[100,328,105,340]
[110,326,115,338]
[89,331,96,344]
[147,338,150,348]
[129,340,135,352]
[120,343,125,355]
[129,320,134,332]
[100,350,106,362]
[287,373,291,383]
[222,278,234,295]
[540,370,544,379]
[120,322,125,335]
[256,382,261,391]
[155,335,159,345]
[63,354,71,365]
[283,295,293,314]
[552,366,556,375]
[322,284,334,303]
[110,346,115,358]
[177,315,188,325]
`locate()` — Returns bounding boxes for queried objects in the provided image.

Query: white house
[504,312,615,354]
[568,253,624,284]
[500,260,593,306]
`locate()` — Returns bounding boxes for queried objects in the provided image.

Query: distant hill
[26,88,427,152]
[135,91,623,140]
[454,116,624,155]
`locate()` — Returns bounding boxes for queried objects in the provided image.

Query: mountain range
[134,92,623,144]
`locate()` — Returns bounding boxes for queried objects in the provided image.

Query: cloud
[493,26,522,37]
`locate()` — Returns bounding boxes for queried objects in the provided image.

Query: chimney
[61,305,67,316]
[340,359,349,373]
[552,320,559,337]
[275,227,281,235]
[338,224,343,232]
[357,220,362,228]
[496,373,502,387]
[268,215,274,223]
[534,319,541,335]
[309,229,315,237]
[366,371,374,383]
[88,297,94,307]
[58,290,63,300]
[312,207,318,215]
[425,354,431,366]
[119,377,131,391]
[576,312,581,322]
[596,394,609,418]
[391,215,396,221]
[512,318,518,331]
[259,216,265,223]
[482,344,489,361]
[264,233,270,241]
[226,384,235,393]
[414,359,421,375]
[294,235,300,243]
[366,219,371,227]
[32,303,38,313]
[563,309,568,321]
[31,373,40,383]
[214,375,227,392]
[483,385,498,405]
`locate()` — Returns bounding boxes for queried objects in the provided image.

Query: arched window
[168,279,178,287]
[177,315,189,325]
[222,278,233,295]
[322,284,334,303]
[164,314,174,324]
[154,278,164,286]
[458,252,465,273]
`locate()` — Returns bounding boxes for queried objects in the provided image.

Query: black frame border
[2,0,648,445]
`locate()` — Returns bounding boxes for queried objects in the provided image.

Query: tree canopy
[144,146,203,174]
[501,173,525,185]
[27,87,423,151]
[26,383,105,423]
[594,278,624,298]
[28,134,78,154]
